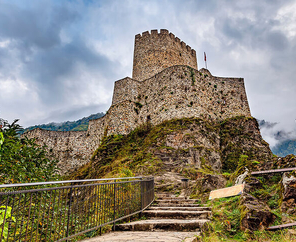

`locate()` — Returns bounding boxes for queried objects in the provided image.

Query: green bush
[0,119,60,184]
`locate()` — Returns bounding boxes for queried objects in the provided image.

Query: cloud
[0,0,120,126]
[0,0,296,149]
[259,119,296,148]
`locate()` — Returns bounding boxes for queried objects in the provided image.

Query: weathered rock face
[281,172,296,214]
[201,174,227,192]
[152,117,273,176]
[158,119,222,172]
[220,117,274,172]
[243,177,263,194]
[240,193,276,231]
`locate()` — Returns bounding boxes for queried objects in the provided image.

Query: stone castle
[25,29,251,174]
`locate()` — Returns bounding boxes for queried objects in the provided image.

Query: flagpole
[204,52,207,69]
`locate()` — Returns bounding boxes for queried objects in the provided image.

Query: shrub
[0,119,60,184]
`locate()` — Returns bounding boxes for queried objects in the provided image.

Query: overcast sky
[1,0,296,146]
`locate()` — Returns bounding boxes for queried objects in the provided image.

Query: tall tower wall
[132,29,197,81]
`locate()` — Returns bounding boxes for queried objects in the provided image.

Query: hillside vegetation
[19,112,105,134]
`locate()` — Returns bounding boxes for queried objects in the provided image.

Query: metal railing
[0,176,154,241]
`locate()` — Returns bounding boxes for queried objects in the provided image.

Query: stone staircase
[114,193,211,241]
[81,151,211,241]
[81,193,211,241]
[154,152,189,172]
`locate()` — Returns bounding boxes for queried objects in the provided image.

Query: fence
[0,176,154,241]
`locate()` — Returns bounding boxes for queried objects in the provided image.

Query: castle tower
[132,29,198,81]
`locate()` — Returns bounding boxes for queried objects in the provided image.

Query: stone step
[143,210,211,219]
[154,203,201,207]
[148,206,211,211]
[155,193,173,198]
[116,219,209,232]
[154,199,199,204]
[154,183,181,190]
[156,196,188,200]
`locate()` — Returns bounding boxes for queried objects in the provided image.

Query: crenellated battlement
[134,29,196,57]
[132,29,198,81]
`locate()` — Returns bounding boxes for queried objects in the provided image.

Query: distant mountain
[20,112,105,134]
[258,119,296,156]
[272,140,296,157]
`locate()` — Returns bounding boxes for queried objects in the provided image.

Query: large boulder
[281,172,296,214]
[239,193,276,231]
[201,174,226,192]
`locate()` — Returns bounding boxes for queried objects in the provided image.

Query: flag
[204,52,207,62]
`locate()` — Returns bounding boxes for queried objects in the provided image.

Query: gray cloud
[0,0,296,146]
[0,1,78,49]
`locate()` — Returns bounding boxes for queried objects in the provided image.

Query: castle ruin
[25,29,251,174]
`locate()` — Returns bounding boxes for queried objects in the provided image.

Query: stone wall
[111,77,140,105]
[24,65,251,175]
[24,128,93,175]
[102,65,251,136]
[132,29,198,81]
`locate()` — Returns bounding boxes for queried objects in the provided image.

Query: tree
[0,119,60,184]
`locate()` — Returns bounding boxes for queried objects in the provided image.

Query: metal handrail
[0,176,154,241]
[0,176,144,188]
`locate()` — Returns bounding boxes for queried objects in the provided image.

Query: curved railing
[0,177,154,241]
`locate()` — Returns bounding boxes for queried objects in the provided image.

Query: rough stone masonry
[24,29,251,175]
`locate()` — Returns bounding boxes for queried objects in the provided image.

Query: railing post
[65,186,73,241]
[112,182,116,231]
[139,178,144,219]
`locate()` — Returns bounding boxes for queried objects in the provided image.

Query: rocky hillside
[69,116,273,184]
[68,115,296,240]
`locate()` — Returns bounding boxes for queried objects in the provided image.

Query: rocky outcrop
[239,193,276,231]
[281,172,296,214]
[220,117,274,172]
[201,174,227,192]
